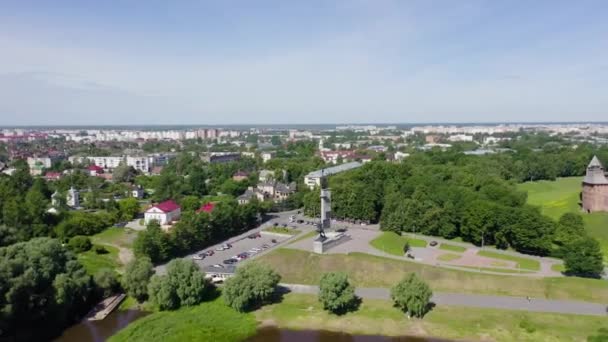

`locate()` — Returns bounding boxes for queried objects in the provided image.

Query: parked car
[429,241,438,247]
[192,254,205,260]
[261,244,270,249]
[273,222,279,227]
[216,246,227,251]
[297,219,304,224]
[271,239,277,243]
[223,259,237,264]
[205,250,214,256]
[282,223,288,227]
[212,264,224,268]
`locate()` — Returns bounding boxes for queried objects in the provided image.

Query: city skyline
[1,1,607,125]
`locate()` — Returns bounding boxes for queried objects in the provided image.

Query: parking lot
[190,232,293,269]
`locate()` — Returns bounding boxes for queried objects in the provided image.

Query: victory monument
[313,170,346,253]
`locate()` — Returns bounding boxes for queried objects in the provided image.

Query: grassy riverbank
[108,297,257,342]
[257,248,608,302]
[256,293,608,341]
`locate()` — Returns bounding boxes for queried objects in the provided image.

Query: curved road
[281,283,608,317]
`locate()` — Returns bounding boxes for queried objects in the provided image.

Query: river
[55,310,447,342]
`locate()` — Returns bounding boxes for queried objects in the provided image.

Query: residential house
[256,181,296,202]
[88,165,104,176]
[130,185,144,199]
[232,171,249,182]
[196,202,216,214]
[258,169,275,182]
[261,151,275,163]
[144,200,181,225]
[44,172,62,181]
[237,187,266,205]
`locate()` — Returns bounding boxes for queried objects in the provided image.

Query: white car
[212,264,224,268]
[192,254,205,260]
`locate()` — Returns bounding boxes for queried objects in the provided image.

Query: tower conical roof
[588,155,603,169]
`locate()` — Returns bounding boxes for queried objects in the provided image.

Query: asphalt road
[281,283,608,317]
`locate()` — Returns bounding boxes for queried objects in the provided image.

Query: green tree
[148,259,211,310]
[563,236,604,278]
[390,273,433,318]
[113,163,138,183]
[180,195,201,212]
[223,262,281,312]
[94,268,120,297]
[133,221,173,263]
[318,272,359,314]
[271,135,281,146]
[554,212,586,246]
[118,197,140,221]
[122,257,155,302]
[0,237,94,341]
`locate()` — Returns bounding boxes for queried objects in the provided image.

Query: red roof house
[87,164,104,176]
[196,202,215,214]
[145,200,182,225]
[44,172,62,181]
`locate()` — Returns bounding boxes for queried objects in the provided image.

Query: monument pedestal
[312,231,345,254]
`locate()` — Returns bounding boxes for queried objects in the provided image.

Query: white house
[144,200,181,225]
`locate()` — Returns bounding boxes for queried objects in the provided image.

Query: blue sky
[0,0,607,125]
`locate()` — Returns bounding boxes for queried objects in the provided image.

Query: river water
[54,309,149,342]
[55,310,446,342]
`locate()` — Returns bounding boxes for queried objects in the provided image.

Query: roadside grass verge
[370,232,427,256]
[264,227,300,235]
[477,250,540,271]
[552,264,565,273]
[456,266,534,274]
[437,253,461,262]
[108,296,257,342]
[256,248,608,303]
[255,293,608,341]
[439,243,466,253]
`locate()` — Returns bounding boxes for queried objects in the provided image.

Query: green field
[518,177,608,258]
[370,231,427,255]
[256,293,608,341]
[439,243,466,253]
[91,227,138,248]
[258,248,608,302]
[108,297,257,342]
[264,227,300,235]
[437,253,461,262]
[552,264,566,273]
[288,230,317,245]
[477,250,541,271]
[77,244,120,275]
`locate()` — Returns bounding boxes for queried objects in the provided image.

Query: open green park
[76,227,138,275]
[370,231,427,255]
[257,248,608,303]
[517,176,608,259]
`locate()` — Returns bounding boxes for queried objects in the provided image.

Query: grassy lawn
[256,293,608,341]
[91,227,138,249]
[439,243,466,253]
[77,244,120,275]
[437,253,461,262]
[477,250,541,271]
[518,177,608,259]
[264,227,300,235]
[108,296,257,342]
[258,248,608,302]
[288,230,317,245]
[552,264,565,273]
[370,231,427,256]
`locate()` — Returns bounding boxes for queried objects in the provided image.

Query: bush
[94,245,109,254]
[148,259,211,310]
[223,262,281,312]
[318,272,359,314]
[390,273,433,318]
[519,316,536,333]
[68,235,92,253]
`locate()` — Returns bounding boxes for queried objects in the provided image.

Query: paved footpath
[281,283,608,317]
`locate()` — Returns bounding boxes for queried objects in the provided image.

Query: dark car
[271,239,277,244]
[223,259,237,265]
[205,250,214,256]
[429,241,438,247]
[113,221,127,227]
[273,222,279,227]
[297,220,304,224]
[282,223,288,227]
